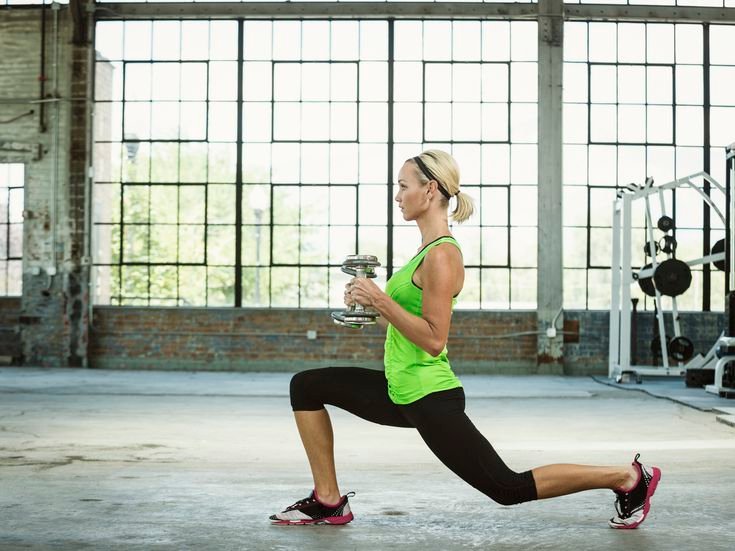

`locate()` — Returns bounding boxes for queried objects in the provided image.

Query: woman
[269,150,660,529]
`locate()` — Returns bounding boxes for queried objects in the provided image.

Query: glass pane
[242,224,271,266]
[510,268,536,309]
[179,266,206,306]
[564,63,588,103]
[329,226,356,264]
[150,143,179,183]
[618,23,646,64]
[123,225,149,263]
[121,265,149,301]
[300,267,328,307]
[242,267,270,307]
[207,225,236,266]
[244,21,272,61]
[481,227,508,266]
[178,225,205,263]
[300,226,329,263]
[587,269,611,310]
[589,227,612,267]
[207,266,235,306]
[647,24,675,64]
[563,228,587,268]
[272,226,300,265]
[563,269,587,309]
[481,268,509,309]
[179,143,208,183]
[359,185,387,226]
[123,186,149,223]
[179,187,205,224]
[149,186,177,224]
[149,226,178,264]
[271,267,299,307]
[676,66,703,105]
[207,185,236,224]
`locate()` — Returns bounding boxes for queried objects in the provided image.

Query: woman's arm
[350,244,462,356]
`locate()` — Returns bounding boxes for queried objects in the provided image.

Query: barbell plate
[643,241,660,257]
[712,238,726,271]
[653,258,692,297]
[638,263,656,297]
[657,215,675,232]
[343,255,381,267]
[670,336,694,362]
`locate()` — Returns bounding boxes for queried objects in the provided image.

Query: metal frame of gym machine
[609,170,728,383]
[704,144,735,396]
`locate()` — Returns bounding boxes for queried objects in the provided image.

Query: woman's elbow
[426,340,447,357]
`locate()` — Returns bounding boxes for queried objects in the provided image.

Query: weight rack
[609,170,727,383]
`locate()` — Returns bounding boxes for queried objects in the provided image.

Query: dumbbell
[331,255,381,329]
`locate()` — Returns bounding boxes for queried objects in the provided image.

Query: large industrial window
[92,19,538,309]
[392,20,538,309]
[563,22,734,312]
[0,163,23,297]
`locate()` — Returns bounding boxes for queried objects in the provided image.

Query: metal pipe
[84,1,96,348]
[0,110,34,124]
[39,0,47,133]
[50,1,60,276]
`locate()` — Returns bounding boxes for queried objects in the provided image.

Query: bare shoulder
[415,242,464,294]
[424,242,463,268]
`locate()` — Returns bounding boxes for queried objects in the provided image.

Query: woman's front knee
[289,369,326,410]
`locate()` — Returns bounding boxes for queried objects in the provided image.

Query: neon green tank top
[384,236,463,405]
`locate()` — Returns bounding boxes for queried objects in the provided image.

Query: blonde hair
[408,149,475,224]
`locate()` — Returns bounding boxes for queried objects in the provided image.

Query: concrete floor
[1,368,734,550]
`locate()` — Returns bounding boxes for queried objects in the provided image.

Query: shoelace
[614,492,630,517]
[286,495,316,511]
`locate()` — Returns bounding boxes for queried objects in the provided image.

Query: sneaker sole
[609,467,661,530]
[270,513,354,526]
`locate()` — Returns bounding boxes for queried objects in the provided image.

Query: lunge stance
[269,150,661,528]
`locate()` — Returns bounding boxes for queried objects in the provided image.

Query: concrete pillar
[0,5,92,366]
[536,0,564,372]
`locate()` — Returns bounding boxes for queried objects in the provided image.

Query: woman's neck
[417,215,450,248]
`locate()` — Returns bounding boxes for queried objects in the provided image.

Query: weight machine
[704,144,735,397]
[609,170,727,383]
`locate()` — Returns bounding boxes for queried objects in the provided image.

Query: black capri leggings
[290,366,537,506]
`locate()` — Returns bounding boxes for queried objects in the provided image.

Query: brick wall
[564,310,726,375]
[0,297,21,362]
[90,307,541,373]
[88,307,725,375]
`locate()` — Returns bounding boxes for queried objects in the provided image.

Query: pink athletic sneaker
[269,490,355,525]
[609,453,661,529]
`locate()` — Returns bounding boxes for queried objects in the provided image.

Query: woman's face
[395,162,430,221]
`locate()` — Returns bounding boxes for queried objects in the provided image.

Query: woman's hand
[347,277,384,310]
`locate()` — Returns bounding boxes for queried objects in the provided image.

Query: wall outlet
[306,330,317,340]
[46,266,57,276]
[546,326,557,339]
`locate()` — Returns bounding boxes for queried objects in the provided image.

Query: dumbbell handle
[352,267,367,313]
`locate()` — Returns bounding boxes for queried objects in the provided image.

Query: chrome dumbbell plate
[331,255,382,328]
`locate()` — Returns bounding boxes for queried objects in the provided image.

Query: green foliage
[104,143,311,306]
